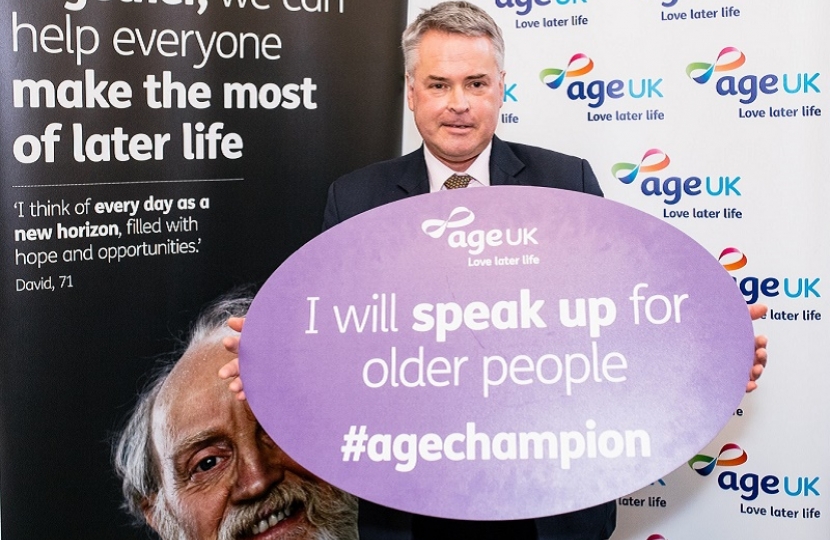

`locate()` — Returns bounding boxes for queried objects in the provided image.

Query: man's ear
[498,70,506,109]
[406,73,416,112]
[141,494,159,531]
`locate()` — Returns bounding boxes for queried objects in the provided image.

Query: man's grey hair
[402,1,505,75]
[112,292,253,526]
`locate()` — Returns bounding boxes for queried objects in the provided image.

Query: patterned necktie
[443,174,473,190]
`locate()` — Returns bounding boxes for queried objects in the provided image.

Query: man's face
[407,29,504,172]
[148,344,356,540]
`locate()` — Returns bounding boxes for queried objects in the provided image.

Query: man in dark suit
[221,2,767,538]
[322,3,617,539]
[323,2,602,232]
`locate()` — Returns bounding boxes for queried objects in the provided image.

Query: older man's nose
[231,441,286,502]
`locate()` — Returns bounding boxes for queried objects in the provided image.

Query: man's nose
[447,85,470,112]
[231,440,286,502]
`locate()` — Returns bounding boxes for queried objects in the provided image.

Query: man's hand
[747,304,768,393]
[219,317,247,401]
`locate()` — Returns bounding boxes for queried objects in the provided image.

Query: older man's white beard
[151,480,358,540]
[218,480,357,540]
[150,494,188,540]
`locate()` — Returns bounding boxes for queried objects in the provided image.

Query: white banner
[404,1,828,538]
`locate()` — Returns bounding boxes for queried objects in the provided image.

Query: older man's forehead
[163,341,231,393]
[152,343,237,451]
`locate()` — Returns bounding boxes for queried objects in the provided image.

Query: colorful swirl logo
[718,247,748,272]
[421,206,475,239]
[611,148,670,185]
[686,46,746,84]
[688,443,748,477]
[539,53,594,89]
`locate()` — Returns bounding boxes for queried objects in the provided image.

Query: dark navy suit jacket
[322,136,616,540]
[324,136,603,230]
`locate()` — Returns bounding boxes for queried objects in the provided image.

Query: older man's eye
[196,456,219,472]
[190,455,226,479]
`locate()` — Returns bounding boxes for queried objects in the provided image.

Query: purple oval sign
[240,186,753,520]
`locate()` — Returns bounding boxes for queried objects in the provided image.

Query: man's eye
[184,444,232,482]
[197,456,218,471]
[192,455,223,477]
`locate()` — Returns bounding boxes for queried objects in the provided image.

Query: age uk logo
[689,442,820,501]
[686,47,820,104]
[719,247,821,304]
[611,149,740,205]
[540,54,663,108]
[421,206,538,255]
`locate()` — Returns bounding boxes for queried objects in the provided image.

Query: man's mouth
[241,503,301,538]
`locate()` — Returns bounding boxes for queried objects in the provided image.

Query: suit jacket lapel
[405,138,523,192]
[489,136,527,186]
[397,146,431,196]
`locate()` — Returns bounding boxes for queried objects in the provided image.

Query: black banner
[0,1,406,537]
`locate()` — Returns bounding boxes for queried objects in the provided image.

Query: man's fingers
[223,335,241,355]
[228,316,245,332]
[228,377,246,401]
[754,344,768,368]
[218,357,240,379]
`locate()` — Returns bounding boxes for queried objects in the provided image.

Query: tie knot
[444,174,473,190]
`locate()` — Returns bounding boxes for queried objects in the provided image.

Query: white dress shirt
[424,142,493,193]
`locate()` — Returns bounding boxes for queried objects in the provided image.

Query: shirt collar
[424,141,492,192]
